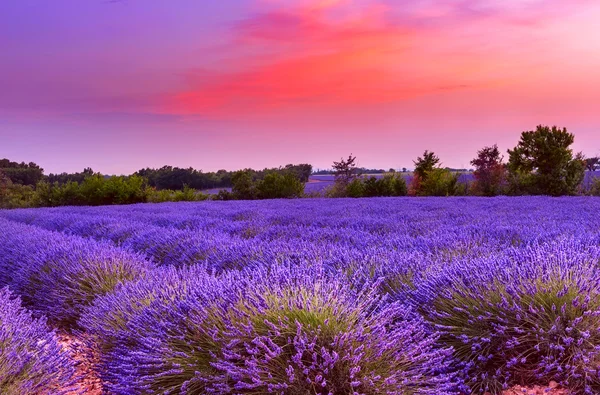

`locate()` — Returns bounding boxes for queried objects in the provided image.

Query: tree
[231,170,256,200]
[418,168,458,197]
[413,151,440,179]
[283,164,313,183]
[0,159,44,186]
[410,151,441,195]
[256,172,304,199]
[470,144,506,196]
[332,154,360,185]
[507,125,585,196]
[585,157,600,172]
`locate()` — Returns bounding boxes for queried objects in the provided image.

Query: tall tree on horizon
[507,125,585,196]
[471,144,506,196]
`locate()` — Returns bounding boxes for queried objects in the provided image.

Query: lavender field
[2,197,600,394]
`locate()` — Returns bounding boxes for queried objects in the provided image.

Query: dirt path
[58,333,103,395]
[56,334,570,395]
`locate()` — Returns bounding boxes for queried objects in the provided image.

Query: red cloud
[165,0,600,117]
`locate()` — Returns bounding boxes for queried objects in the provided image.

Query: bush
[100,263,456,394]
[147,185,209,203]
[346,177,366,197]
[0,287,75,394]
[507,125,585,196]
[256,172,304,199]
[588,177,600,196]
[34,174,149,207]
[0,220,152,329]
[0,182,35,208]
[418,168,459,196]
[470,145,507,196]
[80,265,215,355]
[231,169,257,200]
[415,242,600,394]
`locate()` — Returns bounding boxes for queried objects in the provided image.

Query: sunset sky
[1,0,599,174]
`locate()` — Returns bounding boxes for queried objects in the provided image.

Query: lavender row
[0,287,76,394]
[0,218,152,328]
[2,197,600,393]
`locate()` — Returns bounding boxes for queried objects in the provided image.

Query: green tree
[332,154,360,185]
[231,170,257,200]
[470,144,506,196]
[256,172,304,199]
[418,168,459,196]
[0,159,44,186]
[410,151,447,196]
[585,157,599,172]
[507,125,585,196]
[413,151,440,180]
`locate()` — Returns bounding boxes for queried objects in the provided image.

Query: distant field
[306,171,600,194]
[1,197,600,393]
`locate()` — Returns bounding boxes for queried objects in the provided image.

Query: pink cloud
[164,0,600,122]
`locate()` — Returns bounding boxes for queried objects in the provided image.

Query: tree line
[1,125,599,208]
[0,162,313,208]
[329,125,599,198]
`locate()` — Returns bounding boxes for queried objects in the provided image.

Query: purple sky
[1,0,599,174]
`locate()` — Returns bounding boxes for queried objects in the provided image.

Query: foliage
[412,168,459,197]
[147,185,209,203]
[363,173,408,197]
[231,169,258,200]
[585,157,599,172]
[345,177,366,197]
[33,174,149,206]
[0,287,75,394]
[410,151,445,196]
[45,167,94,185]
[413,150,440,180]
[332,154,360,186]
[0,172,35,208]
[470,144,507,196]
[135,164,312,191]
[507,125,585,196]
[588,177,600,196]
[256,171,304,199]
[329,173,407,198]
[0,159,44,186]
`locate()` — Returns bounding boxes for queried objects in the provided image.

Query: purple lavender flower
[0,287,76,394]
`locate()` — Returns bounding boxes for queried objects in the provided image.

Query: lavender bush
[0,219,152,328]
[92,263,456,394]
[0,287,75,394]
[414,241,600,394]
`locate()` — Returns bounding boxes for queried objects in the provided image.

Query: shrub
[0,287,75,394]
[231,169,257,200]
[101,263,456,394]
[588,177,600,196]
[0,221,152,329]
[416,242,600,394]
[345,177,366,197]
[33,174,149,207]
[256,172,304,199]
[80,265,215,355]
[418,168,458,196]
[410,151,458,196]
[470,145,507,196]
[147,185,209,203]
[507,125,585,196]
